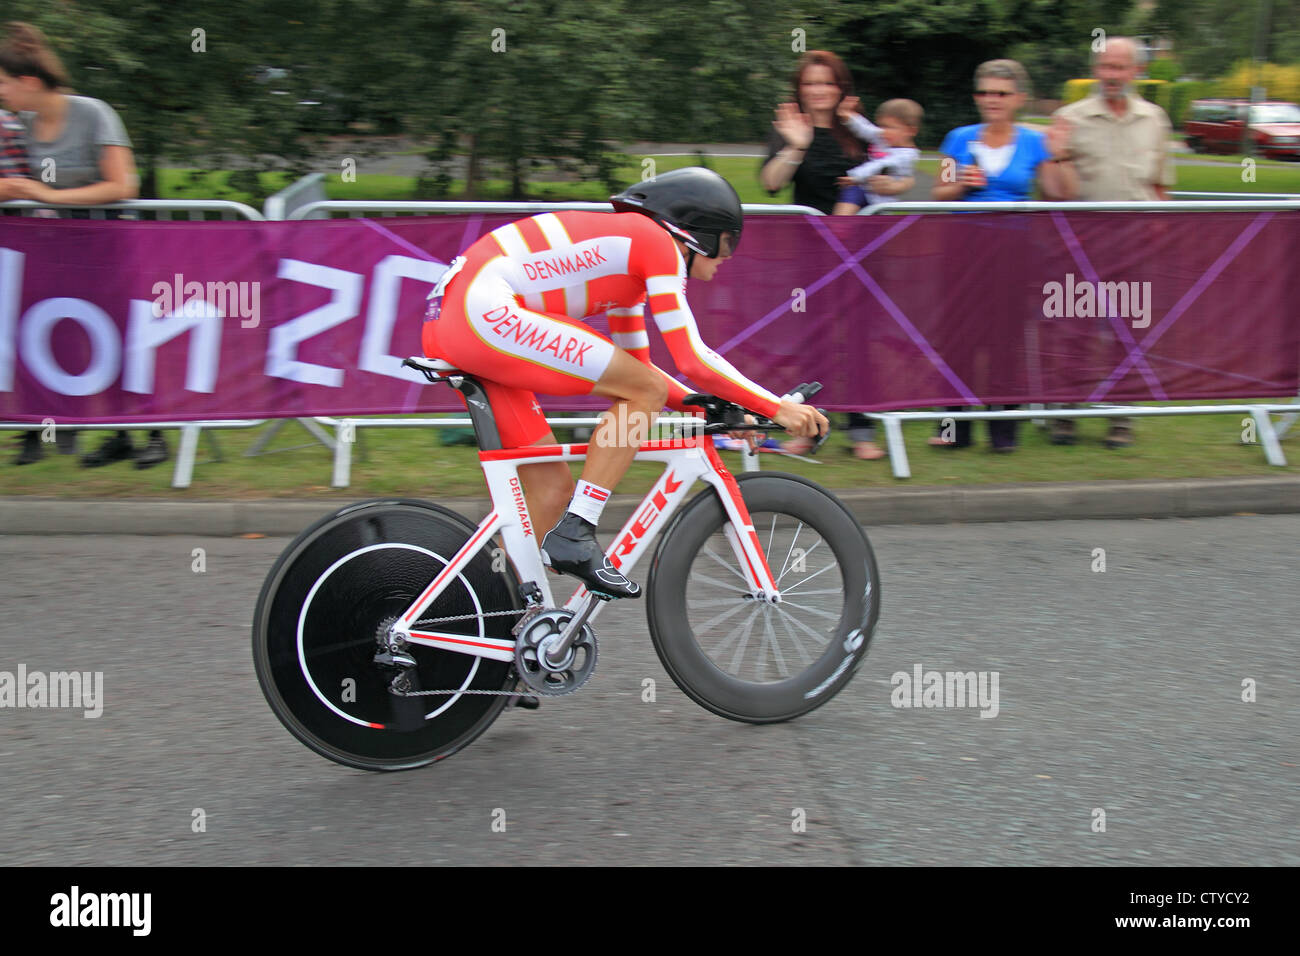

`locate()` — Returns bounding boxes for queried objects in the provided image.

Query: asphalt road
[1,515,1295,866]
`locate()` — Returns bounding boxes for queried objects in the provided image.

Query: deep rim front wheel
[646,474,880,723]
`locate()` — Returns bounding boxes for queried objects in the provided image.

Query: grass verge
[3,403,1294,500]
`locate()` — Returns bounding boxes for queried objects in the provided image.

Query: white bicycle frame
[388,434,781,664]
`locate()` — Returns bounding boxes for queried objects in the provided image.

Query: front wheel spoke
[724,605,763,674]
[777,538,825,587]
[760,612,794,678]
[685,595,750,608]
[771,605,832,648]
[775,599,842,623]
[774,587,842,597]
[779,554,835,591]
[690,569,753,595]
[705,603,761,662]
[694,598,755,634]
[776,610,819,669]
[776,521,805,583]
[701,543,749,584]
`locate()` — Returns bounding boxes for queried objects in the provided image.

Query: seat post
[403,356,504,451]
[450,376,503,451]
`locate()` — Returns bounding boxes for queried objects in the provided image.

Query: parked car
[1184,99,1300,158]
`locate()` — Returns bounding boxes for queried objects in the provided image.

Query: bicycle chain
[397,606,532,698]
[411,608,526,628]
[398,687,523,697]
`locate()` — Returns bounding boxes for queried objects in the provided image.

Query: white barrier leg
[302,417,338,449]
[881,414,910,478]
[244,419,287,456]
[1274,394,1299,439]
[332,421,353,487]
[1250,407,1287,466]
[173,424,200,489]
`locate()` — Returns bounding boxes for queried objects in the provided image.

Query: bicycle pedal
[509,694,541,710]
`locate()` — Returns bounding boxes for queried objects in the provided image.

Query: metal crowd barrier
[860,199,1300,214]
[1,198,270,487]
[0,420,268,488]
[865,405,1299,479]
[5,194,1297,486]
[264,172,327,221]
[314,411,759,488]
[851,197,1300,473]
[286,200,824,220]
[1171,191,1300,200]
[0,198,264,220]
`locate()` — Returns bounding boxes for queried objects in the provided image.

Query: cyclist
[423,167,828,600]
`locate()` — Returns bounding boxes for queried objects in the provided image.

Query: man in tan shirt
[1048,36,1174,446]
[1054,37,1175,202]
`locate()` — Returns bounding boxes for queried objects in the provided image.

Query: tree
[1145,0,1300,78]
[5,0,337,198]
[419,1,636,198]
[825,0,1135,146]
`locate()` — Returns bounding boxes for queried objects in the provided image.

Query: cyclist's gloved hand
[774,400,829,440]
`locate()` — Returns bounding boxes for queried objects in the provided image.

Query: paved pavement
[2,517,1295,865]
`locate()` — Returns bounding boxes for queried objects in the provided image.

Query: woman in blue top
[933,59,1070,203]
[929,59,1069,452]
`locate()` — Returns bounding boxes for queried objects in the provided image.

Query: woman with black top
[760,51,901,459]
[760,50,862,215]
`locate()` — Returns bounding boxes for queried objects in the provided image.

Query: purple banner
[1,211,1296,423]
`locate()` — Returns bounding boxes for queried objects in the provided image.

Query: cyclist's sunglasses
[714,229,740,259]
[667,221,740,259]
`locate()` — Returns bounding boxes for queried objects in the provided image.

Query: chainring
[513,609,598,696]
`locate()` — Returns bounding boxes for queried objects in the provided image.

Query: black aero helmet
[610,167,742,259]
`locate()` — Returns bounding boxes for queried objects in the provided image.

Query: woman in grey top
[0,21,165,468]
[0,22,136,204]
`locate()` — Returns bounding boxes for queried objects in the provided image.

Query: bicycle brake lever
[811,410,832,453]
[780,382,829,454]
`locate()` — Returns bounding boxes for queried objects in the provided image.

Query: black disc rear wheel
[252,499,521,771]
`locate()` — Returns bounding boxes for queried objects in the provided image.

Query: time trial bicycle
[252,356,880,770]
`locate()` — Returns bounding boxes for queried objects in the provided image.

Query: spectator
[1048,36,1175,448]
[929,59,1071,452]
[0,105,24,178]
[1,102,44,464]
[0,21,166,469]
[833,96,923,214]
[760,51,906,460]
[761,50,864,216]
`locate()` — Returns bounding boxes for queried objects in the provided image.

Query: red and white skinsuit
[422,210,780,447]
